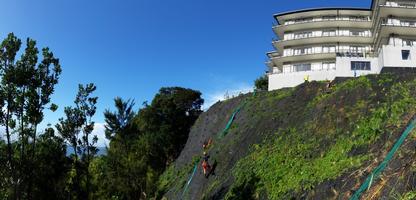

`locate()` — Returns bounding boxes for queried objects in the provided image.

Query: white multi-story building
[266,0,416,91]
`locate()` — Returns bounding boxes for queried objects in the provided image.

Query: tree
[254,75,268,91]
[0,33,61,199]
[137,87,204,162]
[101,97,144,199]
[136,87,203,196]
[104,97,136,141]
[96,87,204,199]
[32,127,70,200]
[56,83,98,200]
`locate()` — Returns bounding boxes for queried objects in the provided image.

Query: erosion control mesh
[350,116,416,200]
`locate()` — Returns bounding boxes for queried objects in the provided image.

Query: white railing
[282,16,371,26]
[383,2,416,8]
[279,32,372,42]
[269,64,336,75]
[382,20,416,27]
[283,49,337,57]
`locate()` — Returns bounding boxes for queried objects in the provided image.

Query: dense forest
[0,33,205,199]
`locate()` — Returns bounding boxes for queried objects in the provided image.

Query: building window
[294,31,312,39]
[350,31,361,36]
[293,63,311,72]
[323,30,336,37]
[322,46,336,53]
[351,61,371,70]
[402,50,411,60]
[322,62,336,70]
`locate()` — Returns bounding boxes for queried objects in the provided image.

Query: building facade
[266,0,416,91]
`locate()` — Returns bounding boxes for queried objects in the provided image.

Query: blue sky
[0,0,371,146]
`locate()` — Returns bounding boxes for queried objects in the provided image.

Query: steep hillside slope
[158,71,416,200]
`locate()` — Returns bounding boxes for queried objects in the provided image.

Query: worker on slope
[304,75,310,83]
[202,138,213,150]
[202,151,211,178]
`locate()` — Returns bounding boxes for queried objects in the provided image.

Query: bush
[254,75,268,91]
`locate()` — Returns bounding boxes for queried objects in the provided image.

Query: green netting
[217,104,245,139]
[350,117,416,200]
[180,163,198,200]
[217,91,256,139]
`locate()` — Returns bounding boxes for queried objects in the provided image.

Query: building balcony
[378,4,416,18]
[378,20,416,37]
[266,51,280,58]
[270,52,336,66]
[268,50,374,67]
[336,50,376,58]
[384,1,416,8]
[273,34,373,50]
[282,16,370,26]
[273,18,372,38]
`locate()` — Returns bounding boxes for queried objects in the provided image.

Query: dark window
[351,61,371,70]
[402,50,411,60]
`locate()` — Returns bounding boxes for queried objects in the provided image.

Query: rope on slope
[350,116,416,200]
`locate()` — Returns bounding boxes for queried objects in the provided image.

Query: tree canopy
[0,33,204,200]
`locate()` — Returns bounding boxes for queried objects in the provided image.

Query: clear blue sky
[1,0,371,145]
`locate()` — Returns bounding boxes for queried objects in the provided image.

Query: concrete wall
[335,56,381,77]
[381,45,416,68]
[268,56,380,91]
[268,70,336,91]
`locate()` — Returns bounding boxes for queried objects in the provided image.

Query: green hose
[350,117,416,200]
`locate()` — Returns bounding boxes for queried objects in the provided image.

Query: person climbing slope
[202,151,211,178]
[202,138,213,150]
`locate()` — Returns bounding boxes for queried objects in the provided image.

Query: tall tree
[104,97,136,141]
[97,88,204,199]
[0,33,22,198]
[0,33,61,199]
[102,97,143,199]
[138,87,204,162]
[56,83,98,200]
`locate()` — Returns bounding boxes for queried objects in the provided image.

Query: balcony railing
[270,50,373,59]
[382,19,416,27]
[268,64,336,75]
[279,16,371,26]
[383,2,416,8]
[277,32,372,42]
[266,51,280,58]
[336,51,375,58]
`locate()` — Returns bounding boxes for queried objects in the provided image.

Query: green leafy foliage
[401,191,416,200]
[254,75,268,91]
[0,33,63,199]
[91,87,204,199]
[56,83,98,199]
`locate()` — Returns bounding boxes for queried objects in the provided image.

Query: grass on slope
[225,75,416,199]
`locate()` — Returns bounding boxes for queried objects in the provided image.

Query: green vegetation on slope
[226,75,416,199]
[160,73,416,200]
